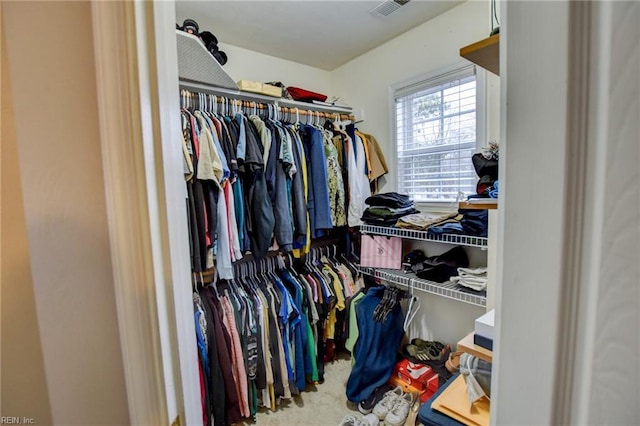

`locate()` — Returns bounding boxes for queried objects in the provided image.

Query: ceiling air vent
[370,0,411,17]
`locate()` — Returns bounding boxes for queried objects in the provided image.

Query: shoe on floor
[383,391,416,426]
[358,413,380,426]
[372,386,403,420]
[339,414,359,426]
[359,383,393,414]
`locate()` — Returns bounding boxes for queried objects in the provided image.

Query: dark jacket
[346,286,405,402]
[266,121,294,251]
[286,126,308,247]
[241,117,275,258]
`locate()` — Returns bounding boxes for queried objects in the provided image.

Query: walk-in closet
[3,1,638,425]
[171,1,501,424]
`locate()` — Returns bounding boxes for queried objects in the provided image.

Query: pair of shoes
[371,386,417,426]
[405,342,450,362]
[359,383,393,414]
[411,338,445,351]
[338,413,379,426]
[384,392,416,426]
[372,386,403,420]
[405,344,442,362]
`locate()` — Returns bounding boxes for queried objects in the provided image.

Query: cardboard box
[237,80,282,98]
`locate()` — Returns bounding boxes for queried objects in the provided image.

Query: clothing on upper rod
[180,88,388,280]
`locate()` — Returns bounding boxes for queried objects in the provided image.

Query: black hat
[181,19,199,36]
[213,50,228,66]
[471,153,498,180]
[200,31,218,48]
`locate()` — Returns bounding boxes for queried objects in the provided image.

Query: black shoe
[358,383,393,414]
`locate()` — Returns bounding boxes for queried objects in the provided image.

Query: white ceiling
[175,0,463,70]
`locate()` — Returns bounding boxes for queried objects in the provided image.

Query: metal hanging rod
[179,79,354,116]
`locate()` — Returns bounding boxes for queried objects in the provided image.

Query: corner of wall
[1,18,53,424]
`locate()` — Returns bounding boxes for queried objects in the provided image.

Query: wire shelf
[360,224,488,248]
[358,267,486,308]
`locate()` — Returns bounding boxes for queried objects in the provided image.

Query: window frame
[389,62,487,212]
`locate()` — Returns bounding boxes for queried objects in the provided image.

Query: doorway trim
[91,1,201,424]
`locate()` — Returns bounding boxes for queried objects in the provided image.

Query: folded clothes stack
[361,192,418,226]
[427,209,488,237]
[395,212,460,231]
[450,267,488,291]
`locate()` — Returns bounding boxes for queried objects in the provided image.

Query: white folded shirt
[451,275,488,291]
[457,267,487,276]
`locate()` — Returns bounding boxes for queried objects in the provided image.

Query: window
[394,65,479,203]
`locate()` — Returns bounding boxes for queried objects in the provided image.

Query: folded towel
[457,267,488,276]
[451,276,487,291]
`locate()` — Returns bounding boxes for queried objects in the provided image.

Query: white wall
[579,1,640,423]
[331,0,498,194]
[218,42,333,96]
[330,0,497,345]
[492,1,570,423]
[2,2,130,424]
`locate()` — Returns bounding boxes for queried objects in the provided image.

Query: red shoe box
[389,359,440,401]
[427,375,439,394]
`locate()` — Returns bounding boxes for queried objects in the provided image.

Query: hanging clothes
[181,90,389,424]
[346,286,405,403]
[323,129,347,227]
[301,124,333,237]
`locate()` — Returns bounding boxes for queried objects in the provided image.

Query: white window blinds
[395,65,478,203]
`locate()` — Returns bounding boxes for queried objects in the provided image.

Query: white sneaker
[339,414,359,426]
[357,413,380,426]
[383,392,416,426]
[372,386,404,420]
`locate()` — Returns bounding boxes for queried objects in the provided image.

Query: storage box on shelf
[358,224,488,307]
[473,309,495,350]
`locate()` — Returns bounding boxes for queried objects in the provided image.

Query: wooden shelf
[459,200,498,210]
[457,332,493,363]
[460,34,500,76]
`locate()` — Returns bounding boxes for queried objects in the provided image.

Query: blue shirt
[303,125,333,237]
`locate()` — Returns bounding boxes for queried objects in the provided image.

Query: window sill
[414,201,460,215]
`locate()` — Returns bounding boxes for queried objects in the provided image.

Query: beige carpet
[241,354,359,426]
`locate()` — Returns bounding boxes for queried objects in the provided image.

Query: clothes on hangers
[183,92,388,274]
[192,245,364,425]
[346,285,406,403]
[181,91,394,424]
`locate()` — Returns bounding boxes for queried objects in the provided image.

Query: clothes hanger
[403,280,420,331]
